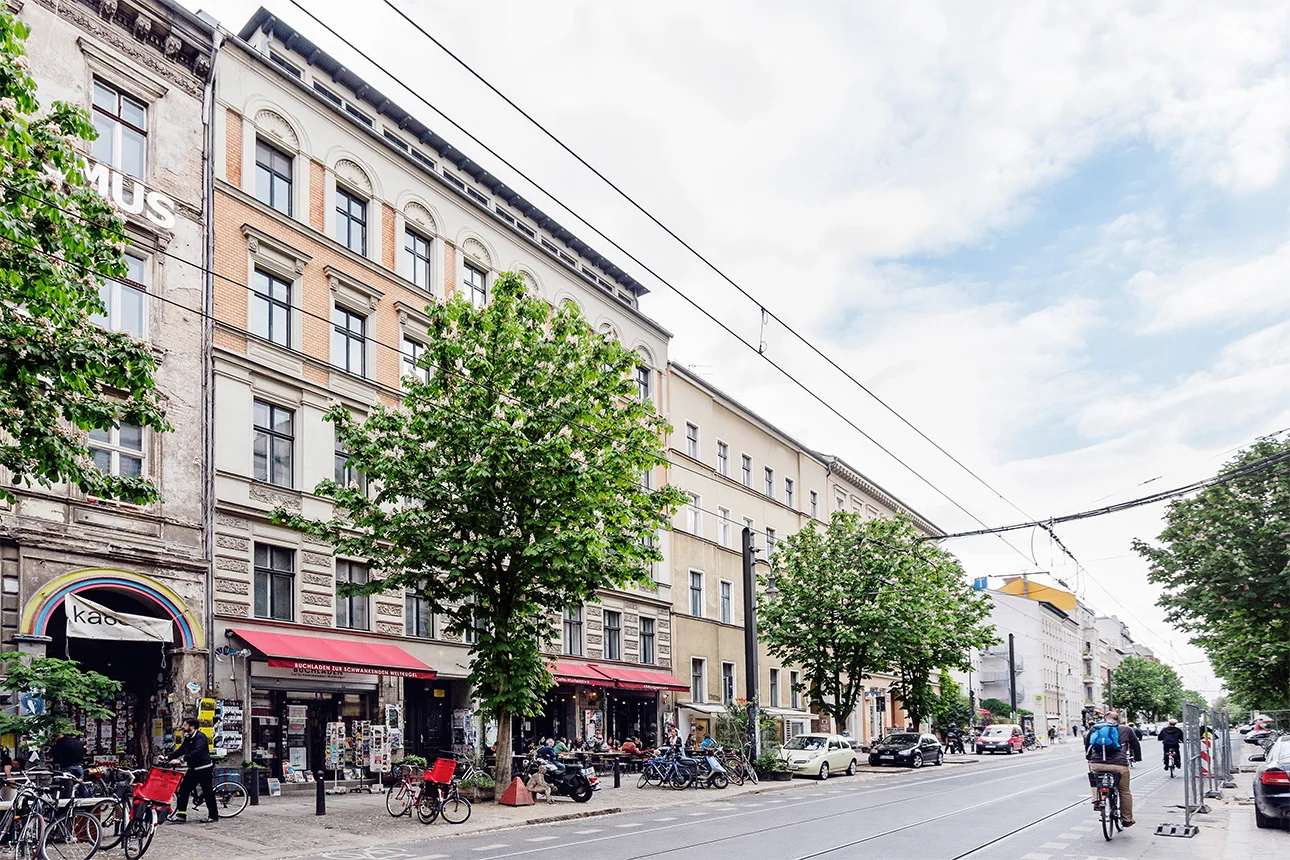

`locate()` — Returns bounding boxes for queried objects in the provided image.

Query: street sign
[972,577,989,590]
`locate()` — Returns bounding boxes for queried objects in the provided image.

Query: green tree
[931,670,972,729]
[1182,689,1206,709]
[0,652,120,751]
[980,697,1012,718]
[1111,656,1187,721]
[275,273,684,786]
[0,10,169,505]
[1134,434,1290,711]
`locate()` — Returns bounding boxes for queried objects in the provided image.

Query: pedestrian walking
[167,717,219,824]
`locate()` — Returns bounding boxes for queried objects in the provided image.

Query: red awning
[550,660,612,686]
[599,666,690,692]
[233,628,436,679]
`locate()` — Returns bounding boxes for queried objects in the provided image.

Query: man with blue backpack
[1084,710,1143,826]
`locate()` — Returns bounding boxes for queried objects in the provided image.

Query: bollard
[613,757,621,789]
[316,771,326,815]
[249,769,259,806]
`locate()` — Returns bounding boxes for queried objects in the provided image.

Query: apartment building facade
[206,7,678,771]
[664,364,940,746]
[2,0,215,764]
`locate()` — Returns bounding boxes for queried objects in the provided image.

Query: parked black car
[868,732,943,769]
[1251,736,1290,829]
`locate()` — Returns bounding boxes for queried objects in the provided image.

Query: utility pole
[741,526,761,759]
[1008,634,1018,721]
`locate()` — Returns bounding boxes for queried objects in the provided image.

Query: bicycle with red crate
[101,766,183,859]
[385,758,471,824]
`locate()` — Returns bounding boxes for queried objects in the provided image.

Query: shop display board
[197,698,216,742]
[384,704,403,751]
[325,721,345,770]
[214,701,244,755]
[369,725,390,772]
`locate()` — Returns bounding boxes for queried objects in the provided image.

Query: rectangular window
[722,663,735,705]
[785,479,794,509]
[766,527,777,552]
[691,658,706,704]
[742,455,753,487]
[764,467,775,498]
[743,517,754,536]
[689,571,703,617]
[718,508,731,549]
[563,607,583,657]
[255,139,293,216]
[400,337,426,384]
[442,171,466,190]
[836,495,845,512]
[345,104,373,127]
[92,255,147,338]
[463,596,487,644]
[604,610,621,661]
[405,229,433,290]
[685,423,699,459]
[769,668,780,708]
[383,129,409,152]
[720,581,732,624]
[405,590,433,638]
[686,492,701,535]
[334,443,365,494]
[253,400,294,487]
[253,543,294,621]
[269,51,302,78]
[91,79,146,179]
[640,617,655,665]
[464,263,487,308]
[810,490,819,518]
[335,186,368,254]
[790,671,800,709]
[335,560,369,630]
[251,268,291,347]
[89,422,144,479]
[635,365,651,402]
[313,81,343,107]
[716,441,729,477]
[331,305,367,376]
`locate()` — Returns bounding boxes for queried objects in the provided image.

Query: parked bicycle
[1023,732,1041,752]
[0,777,46,860]
[38,771,102,860]
[1089,770,1122,841]
[719,744,759,786]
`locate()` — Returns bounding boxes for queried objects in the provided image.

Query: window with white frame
[563,607,583,656]
[635,365,651,402]
[331,305,367,376]
[91,80,146,179]
[741,455,753,487]
[405,228,433,290]
[685,423,699,459]
[785,478,794,509]
[255,139,293,215]
[251,268,291,347]
[836,494,845,512]
[716,441,729,477]
[790,670,800,708]
[689,570,704,617]
[89,422,144,478]
[464,262,488,308]
[334,442,365,494]
[722,662,735,705]
[335,186,367,254]
[604,610,622,661]
[810,490,819,518]
[92,255,147,338]
[463,596,487,644]
[335,560,369,630]
[766,527,777,553]
[718,508,732,548]
[400,337,426,384]
[640,617,655,665]
[764,467,775,498]
[769,668,780,708]
[405,589,433,638]
[253,543,294,621]
[253,400,293,487]
[691,658,706,703]
[743,516,754,536]
[720,580,732,624]
[686,492,701,534]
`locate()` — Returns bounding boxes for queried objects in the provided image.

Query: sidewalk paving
[148,769,885,860]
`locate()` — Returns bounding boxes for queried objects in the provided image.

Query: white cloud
[1131,239,1290,331]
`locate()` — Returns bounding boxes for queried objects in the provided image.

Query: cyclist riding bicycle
[1084,710,1142,827]
[1158,718,1184,768]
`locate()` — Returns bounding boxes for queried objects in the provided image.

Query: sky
[187,0,1290,700]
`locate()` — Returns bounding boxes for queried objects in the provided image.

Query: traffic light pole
[742,526,761,760]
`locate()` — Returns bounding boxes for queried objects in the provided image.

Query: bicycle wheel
[415,792,439,825]
[1113,792,1122,832]
[744,763,759,785]
[724,760,744,787]
[212,781,249,818]
[669,768,693,790]
[1100,793,1113,841]
[121,816,155,860]
[88,799,124,851]
[439,794,471,825]
[386,784,412,816]
[42,811,101,860]
[14,812,44,860]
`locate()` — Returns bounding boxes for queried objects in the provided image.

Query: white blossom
[0,97,16,117]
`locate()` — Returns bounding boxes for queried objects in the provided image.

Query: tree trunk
[494,711,514,789]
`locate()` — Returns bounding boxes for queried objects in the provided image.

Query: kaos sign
[80,162,176,230]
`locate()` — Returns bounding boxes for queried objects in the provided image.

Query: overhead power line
[278,0,1039,567]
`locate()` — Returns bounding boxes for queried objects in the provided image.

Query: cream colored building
[663,364,940,745]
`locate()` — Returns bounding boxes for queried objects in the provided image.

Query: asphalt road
[300,737,1230,860]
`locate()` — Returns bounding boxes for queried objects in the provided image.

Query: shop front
[539,662,688,751]
[228,628,434,779]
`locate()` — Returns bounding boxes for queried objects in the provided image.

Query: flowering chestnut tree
[276,272,685,785]
[0,10,168,504]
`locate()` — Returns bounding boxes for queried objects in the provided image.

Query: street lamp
[741,527,778,760]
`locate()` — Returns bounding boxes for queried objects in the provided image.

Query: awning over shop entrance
[550,660,611,686]
[598,666,690,692]
[232,628,436,679]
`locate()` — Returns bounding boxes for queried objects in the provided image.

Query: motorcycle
[945,735,965,755]
[526,757,597,803]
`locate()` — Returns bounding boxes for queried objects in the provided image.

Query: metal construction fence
[1169,704,1234,837]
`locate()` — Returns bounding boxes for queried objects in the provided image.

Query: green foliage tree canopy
[0,652,120,749]
[276,273,685,785]
[0,10,169,505]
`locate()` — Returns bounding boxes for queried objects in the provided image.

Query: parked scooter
[525,756,598,803]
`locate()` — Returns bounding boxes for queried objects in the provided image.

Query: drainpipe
[199,23,226,693]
